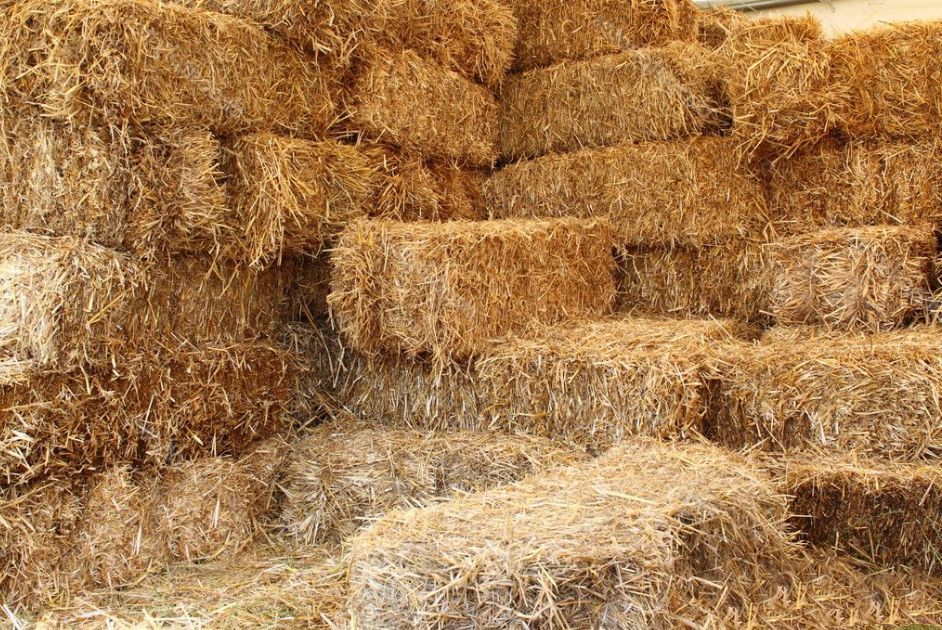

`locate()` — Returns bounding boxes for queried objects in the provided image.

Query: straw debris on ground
[282,420,585,545]
[329,218,615,360]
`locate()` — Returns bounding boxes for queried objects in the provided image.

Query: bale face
[509,0,699,71]
[710,328,942,461]
[485,137,770,248]
[4,0,335,136]
[222,134,375,267]
[329,218,615,360]
[348,49,499,167]
[498,44,722,161]
[778,456,942,575]
[282,421,585,545]
[770,226,937,331]
[382,0,518,88]
[347,440,794,628]
[477,317,759,453]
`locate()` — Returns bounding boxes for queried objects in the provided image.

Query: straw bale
[368,147,487,221]
[347,49,499,167]
[616,241,773,322]
[486,137,770,248]
[222,134,374,267]
[3,0,335,136]
[713,15,842,159]
[770,225,937,331]
[768,139,942,231]
[347,439,795,628]
[330,218,615,360]
[382,0,517,88]
[477,317,758,453]
[710,327,942,460]
[508,0,699,71]
[775,455,942,575]
[34,547,345,628]
[282,421,585,545]
[290,255,333,322]
[498,43,722,161]
[829,22,942,140]
[696,6,746,49]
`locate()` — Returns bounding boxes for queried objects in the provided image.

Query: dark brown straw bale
[477,316,759,453]
[770,225,937,331]
[3,0,335,136]
[281,420,585,545]
[486,136,770,248]
[508,0,699,72]
[709,327,942,461]
[347,48,499,167]
[347,439,795,628]
[829,22,942,140]
[381,0,518,89]
[498,42,723,161]
[329,218,615,360]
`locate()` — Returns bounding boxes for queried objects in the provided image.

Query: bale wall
[709,328,942,461]
[281,421,585,544]
[509,0,699,71]
[769,226,937,331]
[477,317,760,454]
[498,44,722,161]
[329,218,615,360]
[347,439,794,628]
[347,49,499,167]
[485,137,770,248]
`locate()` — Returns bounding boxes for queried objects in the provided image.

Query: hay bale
[329,218,615,360]
[485,137,770,248]
[767,140,942,232]
[770,226,937,331]
[498,44,722,161]
[290,255,333,323]
[776,455,942,575]
[508,0,699,71]
[382,0,517,88]
[347,439,795,627]
[710,327,942,461]
[281,421,585,545]
[696,6,746,49]
[829,22,942,140]
[3,0,334,136]
[347,49,499,167]
[222,134,375,267]
[477,317,759,453]
[616,241,773,322]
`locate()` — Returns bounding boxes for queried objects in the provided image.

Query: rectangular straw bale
[768,140,942,232]
[710,328,942,461]
[347,439,794,628]
[776,455,942,575]
[221,134,375,267]
[477,317,760,454]
[486,137,770,248]
[282,420,585,545]
[381,0,517,88]
[617,241,773,322]
[3,0,335,136]
[498,43,723,161]
[508,0,699,72]
[829,22,942,140]
[348,49,498,167]
[329,218,615,360]
[770,226,937,331]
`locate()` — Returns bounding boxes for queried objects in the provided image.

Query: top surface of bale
[508,0,699,72]
[347,48,499,167]
[498,43,723,161]
[347,439,793,628]
[329,217,615,361]
[486,136,770,248]
[3,0,335,136]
